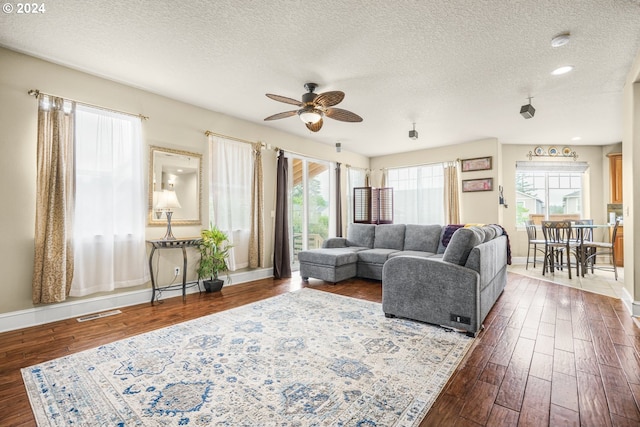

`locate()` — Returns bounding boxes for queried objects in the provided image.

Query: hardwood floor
[1,272,639,426]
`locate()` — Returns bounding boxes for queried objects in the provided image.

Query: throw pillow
[442,227,483,265]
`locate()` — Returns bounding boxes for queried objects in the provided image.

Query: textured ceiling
[1,0,639,157]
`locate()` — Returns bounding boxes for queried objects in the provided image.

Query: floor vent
[76,309,122,322]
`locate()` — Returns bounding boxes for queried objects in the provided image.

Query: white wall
[0,47,369,315]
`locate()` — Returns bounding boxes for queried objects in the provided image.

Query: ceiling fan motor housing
[302,83,318,105]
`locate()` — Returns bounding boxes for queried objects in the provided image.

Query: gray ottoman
[298,249,359,283]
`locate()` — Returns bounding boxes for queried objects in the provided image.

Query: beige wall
[500,144,608,258]
[0,47,369,314]
[622,48,640,309]
[3,44,639,317]
[372,141,609,259]
[370,138,502,225]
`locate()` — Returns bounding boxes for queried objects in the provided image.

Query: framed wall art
[460,156,492,172]
[462,177,493,192]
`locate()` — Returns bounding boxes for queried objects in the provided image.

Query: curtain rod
[27,89,149,120]
[204,130,266,147]
[272,145,341,165]
[384,159,454,170]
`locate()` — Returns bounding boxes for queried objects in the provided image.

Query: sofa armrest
[323,237,348,248]
[382,256,481,336]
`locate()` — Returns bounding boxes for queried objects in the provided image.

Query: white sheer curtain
[209,136,253,271]
[387,163,445,225]
[347,167,367,224]
[69,105,149,297]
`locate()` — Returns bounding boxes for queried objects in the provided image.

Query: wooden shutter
[353,187,393,224]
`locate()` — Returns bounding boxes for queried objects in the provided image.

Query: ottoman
[298,248,359,283]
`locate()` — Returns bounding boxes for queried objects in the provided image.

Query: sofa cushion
[468,226,485,243]
[373,224,406,250]
[388,250,435,258]
[442,227,483,265]
[297,249,359,267]
[357,248,399,264]
[403,224,442,253]
[481,225,496,241]
[346,223,376,248]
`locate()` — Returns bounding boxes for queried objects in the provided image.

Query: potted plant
[197,224,232,292]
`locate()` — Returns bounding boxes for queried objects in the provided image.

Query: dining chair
[573,219,594,273]
[540,220,581,279]
[582,220,619,280]
[525,220,545,269]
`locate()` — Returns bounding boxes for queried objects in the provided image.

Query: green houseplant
[197,224,232,292]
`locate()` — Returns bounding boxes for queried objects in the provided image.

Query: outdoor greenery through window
[290,157,332,264]
[386,163,444,225]
[515,161,588,226]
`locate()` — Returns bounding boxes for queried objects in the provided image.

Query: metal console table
[147,238,201,304]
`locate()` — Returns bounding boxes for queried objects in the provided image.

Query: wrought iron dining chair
[582,220,619,280]
[541,220,581,279]
[525,220,545,269]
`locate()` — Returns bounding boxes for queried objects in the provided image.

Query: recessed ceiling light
[551,33,570,48]
[551,65,574,75]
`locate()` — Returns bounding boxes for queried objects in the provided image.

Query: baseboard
[0,268,273,333]
[620,286,640,317]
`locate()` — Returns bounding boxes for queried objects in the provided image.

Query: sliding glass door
[290,156,333,268]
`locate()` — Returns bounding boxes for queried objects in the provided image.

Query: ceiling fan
[264,83,363,132]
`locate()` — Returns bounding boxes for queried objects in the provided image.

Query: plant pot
[203,278,224,293]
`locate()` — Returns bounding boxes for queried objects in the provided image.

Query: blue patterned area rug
[22,288,474,426]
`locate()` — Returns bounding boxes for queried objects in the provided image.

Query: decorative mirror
[149,146,202,226]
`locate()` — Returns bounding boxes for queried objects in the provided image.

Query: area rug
[22,288,474,426]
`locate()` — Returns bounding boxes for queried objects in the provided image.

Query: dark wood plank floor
[1,272,639,426]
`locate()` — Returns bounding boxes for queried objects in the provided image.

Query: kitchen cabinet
[613,225,624,267]
[609,153,623,204]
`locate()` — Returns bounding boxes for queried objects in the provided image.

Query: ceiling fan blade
[325,108,363,122]
[266,93,302,107]
[264,110,298,121]
[305,118,323,132]
[314,91,344,108]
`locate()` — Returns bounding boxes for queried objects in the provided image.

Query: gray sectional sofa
[298,223,508,337]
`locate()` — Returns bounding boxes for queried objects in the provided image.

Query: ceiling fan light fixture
[298,108,323,124]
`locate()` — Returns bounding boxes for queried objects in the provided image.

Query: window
[347,167,367,223]
[386,164,444,224]
[209,137,254,270]
[289,156,333,265]
[515,161,589,226]
[70,104,148,296]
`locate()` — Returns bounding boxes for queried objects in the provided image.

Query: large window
[209,136,254,270]
[387,164,444,224]
[515,161,589,226]
[70,104,148,296]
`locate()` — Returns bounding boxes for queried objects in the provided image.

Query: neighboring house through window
[515,161,589,226]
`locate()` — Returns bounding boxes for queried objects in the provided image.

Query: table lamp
[155,190,181,240]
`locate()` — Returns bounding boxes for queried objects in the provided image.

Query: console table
[147,238,201,304]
